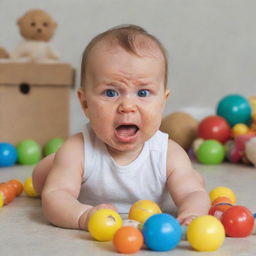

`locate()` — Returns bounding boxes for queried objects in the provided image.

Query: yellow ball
[0,193,4,208]
[209,186,236,204]
[88,209,122,241]
[128,200,162,224]
[232,123,249,137]
[24,177,38,197]
[187,215,225,252]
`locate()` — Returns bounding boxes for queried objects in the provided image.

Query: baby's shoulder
[56,133,84,158]
[166,139,192,174]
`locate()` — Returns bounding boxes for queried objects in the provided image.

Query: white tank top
[78,123,174,214]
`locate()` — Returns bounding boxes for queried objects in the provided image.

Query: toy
[24,177,38,197]
[209,186,236,204]
[197,115,231,143]
[160,112,198,150]
[187,215,225,252]
[122,219,141,229]
[221,205,254,237]
[0,193,3,208]
[245,137,256,167]
[128,200,161,224]
[113,226,143,254]
[226,134,254,164]
[88,209,122,241]
[0,142,17,167]
[209,203,232,219]
[248,96,256,115]
[11,9,59,62]
[142,213,182,251]
[16,139,41,165]
[43,138,64,156]
[216,94,252,127]
[0,183,16,204]
[196,140,225,165]
[212,196,233,206]
[232,123,249,137]
[0,47,9,58]
[0,179,24,206]
[8,179,24,196]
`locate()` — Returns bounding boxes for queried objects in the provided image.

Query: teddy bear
[10,9,59,62]
[160,112,198,150]
[0,47,10,59]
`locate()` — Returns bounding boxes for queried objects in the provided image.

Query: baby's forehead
[89,35,165,61]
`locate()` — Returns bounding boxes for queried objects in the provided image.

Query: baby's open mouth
[115,124,139,138]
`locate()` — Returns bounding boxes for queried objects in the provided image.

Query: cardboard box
[0,62,74,147]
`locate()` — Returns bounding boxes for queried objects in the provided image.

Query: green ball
[16,140,41,165]
[43,138,64,156]
[196,140,225,165]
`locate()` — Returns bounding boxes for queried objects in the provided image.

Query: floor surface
[0,162,255,256]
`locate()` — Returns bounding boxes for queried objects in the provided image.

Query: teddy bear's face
[18,9,57,42]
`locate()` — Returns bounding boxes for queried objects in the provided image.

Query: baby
[33,25,210,230]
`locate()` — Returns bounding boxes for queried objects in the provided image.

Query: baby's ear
[165,89,171,99]
[77,88,89,116]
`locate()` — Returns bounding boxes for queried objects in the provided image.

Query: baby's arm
[166,140,211,225]
[41,134,115,230]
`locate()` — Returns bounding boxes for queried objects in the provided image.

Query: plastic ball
[43,138,64,156]
[232,123,249,137]
[142,213,182,251]
[196,140,225,165]
[216,94,252,127]
[209,203,232,220]
[187,215,225,252]
[128,200,162,224]
[221,205,254,237]
[0,142,17,167]
[88,209,122,241]
[0,193,3,208]
[0,183,16,204]
[209,186,236,204]
[7,179,24,196]
[24,177,38,197]
[16,140,41,165]
[197,115,231,143]
[212,196,233,206]
[113,226,144,254]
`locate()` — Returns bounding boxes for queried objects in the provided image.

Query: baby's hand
[177,215,197,226]
[79,203,117,231]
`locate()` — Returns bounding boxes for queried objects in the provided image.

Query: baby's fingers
[178,215,197,226]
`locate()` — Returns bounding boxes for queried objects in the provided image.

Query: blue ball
[0,143,17,167]
[216,94,252,127]
[142,213,182,251]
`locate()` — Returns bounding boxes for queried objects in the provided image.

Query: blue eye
[137,89,150,97]
[104,89,119,97]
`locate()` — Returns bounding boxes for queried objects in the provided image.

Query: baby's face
[78,42,169,154]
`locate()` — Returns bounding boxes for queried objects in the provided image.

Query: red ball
[221,205,254,237]
[198,115,231,143]
[208,203,232,219]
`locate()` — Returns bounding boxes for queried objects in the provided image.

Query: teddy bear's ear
[17,17,23,26]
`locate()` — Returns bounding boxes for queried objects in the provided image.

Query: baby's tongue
[116,125,137,138]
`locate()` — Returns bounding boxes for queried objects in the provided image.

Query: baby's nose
[37,28,42,33]
[117,100,136,114]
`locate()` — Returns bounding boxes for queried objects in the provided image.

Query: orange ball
[7,179,24,196]
[0,183,16,204]
[212,196,233,206]
[113,226,144,254]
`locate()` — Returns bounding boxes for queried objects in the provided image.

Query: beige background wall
[1,0,255,134]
